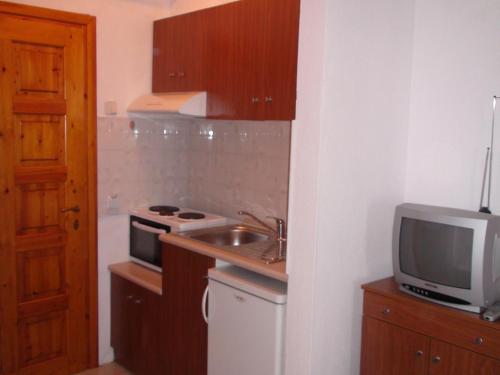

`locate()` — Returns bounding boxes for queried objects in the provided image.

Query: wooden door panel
[360,317,429,375]
[429,340,500,375]
[18,310,67,368]
[16,247,65,303]
[13,43,64,97]
[15,182,65,236]
[15,115,65,166]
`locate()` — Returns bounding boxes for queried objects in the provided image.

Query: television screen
[399,217,473,289]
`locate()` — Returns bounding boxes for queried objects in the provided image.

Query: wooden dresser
[361,278,500,375]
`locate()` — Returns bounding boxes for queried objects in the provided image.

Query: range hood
[127,92,207,117]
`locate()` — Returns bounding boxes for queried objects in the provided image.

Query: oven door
[129,215,170,272]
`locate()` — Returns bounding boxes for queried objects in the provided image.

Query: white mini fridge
[205,265,287,375]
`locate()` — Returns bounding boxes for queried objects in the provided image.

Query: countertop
[108,261,162,295]
[160,233,288,282]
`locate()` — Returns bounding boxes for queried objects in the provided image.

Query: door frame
[0,1,98,368]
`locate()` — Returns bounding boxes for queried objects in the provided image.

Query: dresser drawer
[363,291,500,360]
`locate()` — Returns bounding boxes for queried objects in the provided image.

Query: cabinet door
[207,1,261,120]
[111,274,141,373]
[361,317,429,375]
[138,286,163,375]
[176,11,208,92]
[153,12,208,93]
[261,0,300,120]
[429,340,500,375]
[162,244,215,375]
[153,16,180,92]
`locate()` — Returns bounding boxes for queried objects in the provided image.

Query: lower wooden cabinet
[361,317,429,375]
[428,340,500,375]
[161,244,215,375]
[361,278,500,375]
[111,274,163,375]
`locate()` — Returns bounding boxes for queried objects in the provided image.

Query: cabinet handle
[432,356,441,364]
[134,298,142,304]
[382,308,391,316]
[178,72,185,78]
[265,96,273,103]
[416,350,424,357]
[251,97,260,103]
[474,337,484,345]
[168,72,176,78]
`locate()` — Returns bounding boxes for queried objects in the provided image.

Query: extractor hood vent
[127,92,207,117]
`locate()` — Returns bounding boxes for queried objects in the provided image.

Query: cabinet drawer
[364,291,500,360]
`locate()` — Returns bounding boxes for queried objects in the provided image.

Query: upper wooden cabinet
[153,10,208,93]
[152,0,301,121]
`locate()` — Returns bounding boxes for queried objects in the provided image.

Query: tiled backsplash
[97,116,290,221]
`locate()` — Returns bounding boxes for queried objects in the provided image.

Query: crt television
[393,203,500,313]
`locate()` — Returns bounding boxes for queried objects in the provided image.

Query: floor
[77,363,131,375]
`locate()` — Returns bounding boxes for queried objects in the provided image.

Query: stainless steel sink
[179,224,285,264]
[189,225,271,246]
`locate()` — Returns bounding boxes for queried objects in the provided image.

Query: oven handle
[132,221,167,235]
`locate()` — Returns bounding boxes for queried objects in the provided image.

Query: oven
[129,215,171,272]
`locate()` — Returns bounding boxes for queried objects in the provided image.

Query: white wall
[166,0,236,15]
[405,0,500,212]
[285,0,416,373]
[311,0,415,372]
[8,0,169,116]
[97,215,130,364]
[284,0,327,372]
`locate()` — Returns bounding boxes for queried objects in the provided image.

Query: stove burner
[149,205,180,215]
[178,212,206,220]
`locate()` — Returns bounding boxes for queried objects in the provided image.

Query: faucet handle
[266,216,285,224]
[266,216,286,240]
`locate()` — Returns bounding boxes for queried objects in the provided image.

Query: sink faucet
[237,210,286,242]
[238,211,286,261]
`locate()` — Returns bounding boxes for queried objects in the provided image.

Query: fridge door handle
[202,285,209,324]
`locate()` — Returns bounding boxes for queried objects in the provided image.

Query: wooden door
[162,244,215,375]
[429,340,500,375]
[360,317,429,375]
[0,3,97,374]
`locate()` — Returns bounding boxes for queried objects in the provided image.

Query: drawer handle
[432,356,441,364]
[416,350,424,357]
[474,337,484,345]
[127,295,134,300]
[134,299,142,304]
[382,308,391,316]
